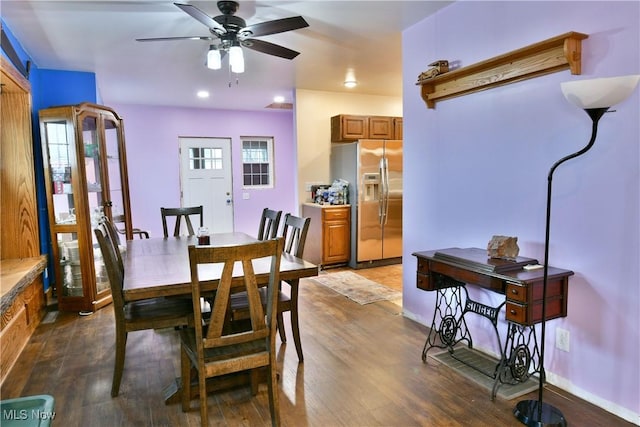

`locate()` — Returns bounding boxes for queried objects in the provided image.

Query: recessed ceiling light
[344,80,357,88]
[273,95,285,103]
[197,90,210,98]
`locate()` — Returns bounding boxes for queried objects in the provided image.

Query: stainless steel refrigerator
[331,139,402,268]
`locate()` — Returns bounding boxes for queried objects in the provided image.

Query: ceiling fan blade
[242,39,300,60]
[242,16,309,38]
[136,36,213,42]
[174,2,226,33]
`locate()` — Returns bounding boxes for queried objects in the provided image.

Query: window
[189,147,223,170]
[242,137,274,188]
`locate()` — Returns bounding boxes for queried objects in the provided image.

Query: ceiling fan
[136,1,309,73]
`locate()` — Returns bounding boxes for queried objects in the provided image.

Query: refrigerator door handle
[378,158,385,225]
[382,157,390,225]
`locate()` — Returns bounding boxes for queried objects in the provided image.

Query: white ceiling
[1,0,451,111]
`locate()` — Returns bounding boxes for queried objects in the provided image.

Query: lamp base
[513,400,567,427]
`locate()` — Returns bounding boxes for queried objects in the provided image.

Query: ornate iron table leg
[421,273,472,362]
[492,322,543,400]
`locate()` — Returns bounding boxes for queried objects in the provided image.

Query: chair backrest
[161,206,203,237]
[187,237,284,351]
[281,213,311,258]
[257,208,282,240]
[94,224,125,316]
[112,214,126,235]
[100,217,123,272]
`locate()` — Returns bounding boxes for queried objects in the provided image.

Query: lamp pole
[514,74,639,427]
[514,107,607,427]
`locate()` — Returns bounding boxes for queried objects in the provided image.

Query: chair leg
[198,366,208,427]
[290,311,303,363]
[250,369,259,396]
[289,280,304,362]
[276,313,286,342]
[267,361,281,426]
[111,330,127,397]
[180,346,191,412]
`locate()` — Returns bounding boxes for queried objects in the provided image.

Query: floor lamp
[514,74,640,427]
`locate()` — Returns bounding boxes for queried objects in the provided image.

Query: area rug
[430,347,538,400]
[311,270,402,305]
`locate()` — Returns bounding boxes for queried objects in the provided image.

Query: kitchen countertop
[302,202,350,208]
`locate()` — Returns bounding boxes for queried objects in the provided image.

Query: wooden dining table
[123,232,319,301]
[122,232,319,403]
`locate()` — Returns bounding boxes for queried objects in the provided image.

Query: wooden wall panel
[1,56,39,260]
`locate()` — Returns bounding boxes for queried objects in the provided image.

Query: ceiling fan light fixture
[229,44,244,73]
[207,45,222,70]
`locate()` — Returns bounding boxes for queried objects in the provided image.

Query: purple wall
[110,104,297,238]
[402,1,639,419]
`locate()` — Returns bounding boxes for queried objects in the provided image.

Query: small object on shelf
[416,60,449,84]
[487,235,519,260]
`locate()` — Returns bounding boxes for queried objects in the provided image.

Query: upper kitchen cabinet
[368,116,393,139]
[331,114,403,142]
[331,115,368,141]
[39,103,133,312]
[393,117,403,140]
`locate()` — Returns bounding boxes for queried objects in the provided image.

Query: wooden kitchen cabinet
[39,103,133,312]
[393,117,403,139]
[331,114,402,142]
[331,115,368,141]
[302,204,351,267]
[368,116,394,139]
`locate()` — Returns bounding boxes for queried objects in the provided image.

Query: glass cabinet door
[43,120,77,226]
[80,114,106,227]
[104,117,127,231]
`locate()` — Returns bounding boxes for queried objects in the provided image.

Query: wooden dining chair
[113,214,149,239]
[257,208,282,240]
[231,213,311,361]
[94,224,194,398]
[160,205,203,237]
[180,237,284,427]
[100,217,124,273]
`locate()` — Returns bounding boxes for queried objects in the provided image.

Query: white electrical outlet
[556,328,570,352]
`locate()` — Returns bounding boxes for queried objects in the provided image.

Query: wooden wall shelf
[418,32,589,109]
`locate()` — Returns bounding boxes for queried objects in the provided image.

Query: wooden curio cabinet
[39,103,133,312]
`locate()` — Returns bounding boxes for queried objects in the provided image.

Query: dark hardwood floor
[1,266,632,426]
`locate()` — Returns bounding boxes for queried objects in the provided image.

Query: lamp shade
[561,75,640,109]
[229,45,244,74]
[207,46,221,70]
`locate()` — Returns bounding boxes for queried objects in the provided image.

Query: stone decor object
[487,235,520,260]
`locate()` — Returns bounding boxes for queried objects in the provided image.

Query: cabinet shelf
[418,31,588,109]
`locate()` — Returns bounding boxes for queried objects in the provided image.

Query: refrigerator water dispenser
[362,173,380,201]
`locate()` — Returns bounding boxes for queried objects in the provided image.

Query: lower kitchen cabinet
[302,204,350,267]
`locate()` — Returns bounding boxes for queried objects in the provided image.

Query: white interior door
[179,137,234,233]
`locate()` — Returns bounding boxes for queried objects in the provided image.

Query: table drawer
[416,272,427,290]
[506,282,527,303]
[506,297,565,325]
[506,301,528,324]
